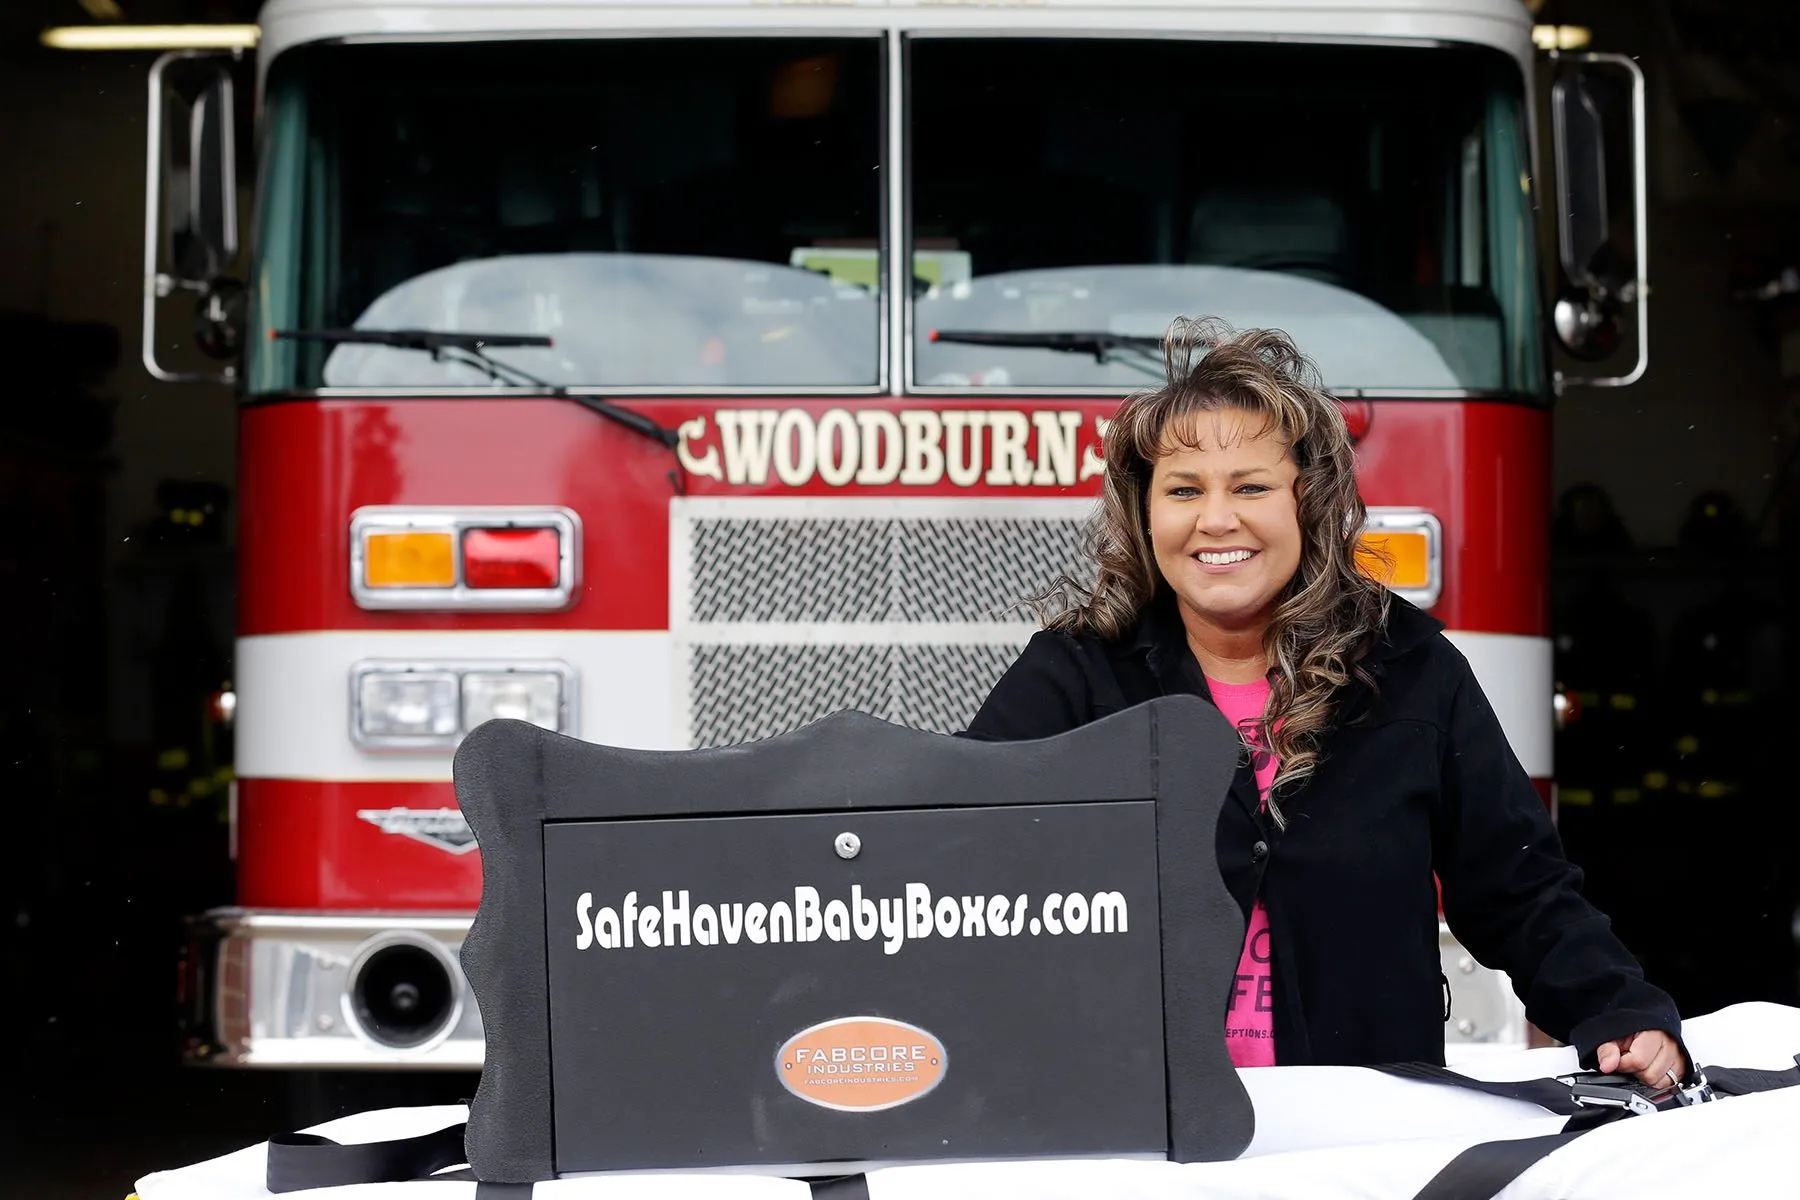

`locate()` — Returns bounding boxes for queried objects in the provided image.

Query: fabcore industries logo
[572,884,1129,956]
[776,1016,947,1112]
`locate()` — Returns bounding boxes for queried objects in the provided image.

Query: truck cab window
[251,38,884,392]
[909,39,1544,396]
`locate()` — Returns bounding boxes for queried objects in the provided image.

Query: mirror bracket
[196,277,249,362]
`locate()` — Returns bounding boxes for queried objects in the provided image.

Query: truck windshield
[249,38,884,392]
[910,39,1545,395]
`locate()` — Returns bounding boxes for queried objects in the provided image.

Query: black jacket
[963,592,1683,1069]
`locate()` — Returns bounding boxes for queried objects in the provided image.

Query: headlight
[357,672,459,741]
[462,671,563,732]
[351,661,575,751]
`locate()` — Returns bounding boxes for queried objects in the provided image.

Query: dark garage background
[0,0,1796,1195]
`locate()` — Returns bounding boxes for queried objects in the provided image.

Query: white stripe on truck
[234,628,1552,783]
[1443,630,1553,779]
[235,630,680,782]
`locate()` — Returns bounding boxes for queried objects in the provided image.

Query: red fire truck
[145,0,1648,1071]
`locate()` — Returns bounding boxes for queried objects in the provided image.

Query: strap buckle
[1674,1066,1715,1107]
[1562,1076,1661,1117]
[1556,1065,1715,1117]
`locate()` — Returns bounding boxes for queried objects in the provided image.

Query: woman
[965,317,1686,1084]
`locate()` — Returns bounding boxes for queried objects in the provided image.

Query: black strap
[1410,1125,1597,1200]
[264,1121,868,1197]
[1369,1061,1588,1115]
[1409,1100,1644,1199]
[1381,1051,1800,1111]
[1702,1055,1800,1097]
[266,1120,470,1193]
[1401,1052,1800,1200]
[261,1056,1800,1198]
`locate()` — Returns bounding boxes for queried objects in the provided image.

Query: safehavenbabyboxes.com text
[573,885,1129,956]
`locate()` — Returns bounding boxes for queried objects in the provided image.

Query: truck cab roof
[254,0,1536,77]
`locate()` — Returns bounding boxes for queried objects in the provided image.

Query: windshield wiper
[274,328,553,353]
[927,329,1166,379]
[271,328,678,449]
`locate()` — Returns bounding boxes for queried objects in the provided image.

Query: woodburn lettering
[675,409,1111,488]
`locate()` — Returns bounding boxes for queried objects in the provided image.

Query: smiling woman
[963,317,1688,1085]
[1148,418,1305,667]
[1026,317,1392,809]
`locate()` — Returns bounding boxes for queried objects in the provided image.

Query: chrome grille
[891,518,1089,622]
[689,518,888,623]
[673,499,1095,747]
[893,643,1029,732]
[688,644,891,747]
[685,643,1030,748]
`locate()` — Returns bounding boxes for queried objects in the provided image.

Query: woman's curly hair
[1028,316,1393,827]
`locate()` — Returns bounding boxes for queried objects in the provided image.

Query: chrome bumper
[180,908,483,1069]
[175,912,1522,1069]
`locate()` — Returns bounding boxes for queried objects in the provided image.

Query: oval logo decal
[776,1016,947,1112]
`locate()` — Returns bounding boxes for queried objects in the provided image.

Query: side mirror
[1547,52,1648,387]
[145,50,243,384]
[1551,69,1610,289]
[174,72,239,281]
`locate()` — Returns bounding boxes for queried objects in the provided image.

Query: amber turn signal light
[364,531,456,589]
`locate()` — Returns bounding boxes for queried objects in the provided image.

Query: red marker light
[463,527,561,590]
[928,329,940,343]
[1338,400,1373,442]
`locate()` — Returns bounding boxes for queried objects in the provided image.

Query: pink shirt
[1207,676,1279,1068]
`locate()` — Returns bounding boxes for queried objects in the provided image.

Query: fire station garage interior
[1,0,1798,1196]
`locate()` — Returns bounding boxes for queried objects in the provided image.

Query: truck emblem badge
[356,807,479,855]
[776,1016,948,1112]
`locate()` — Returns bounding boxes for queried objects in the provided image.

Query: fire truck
[144,0,1648,1071]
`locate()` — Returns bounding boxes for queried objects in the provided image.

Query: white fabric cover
[136,1002,1800,1200]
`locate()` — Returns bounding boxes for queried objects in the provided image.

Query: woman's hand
[1596,1029,1684,1087]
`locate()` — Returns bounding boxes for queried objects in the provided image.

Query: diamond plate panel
[688,644,891,748]
[678,507,1093,749]
[894,642,1031,733]
[686,516,1090,624]
[892,518,1090,622]
[686,642,1034,747]
[689,519,889,622]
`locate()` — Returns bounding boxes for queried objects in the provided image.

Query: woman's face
[1147,408,1303,632]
